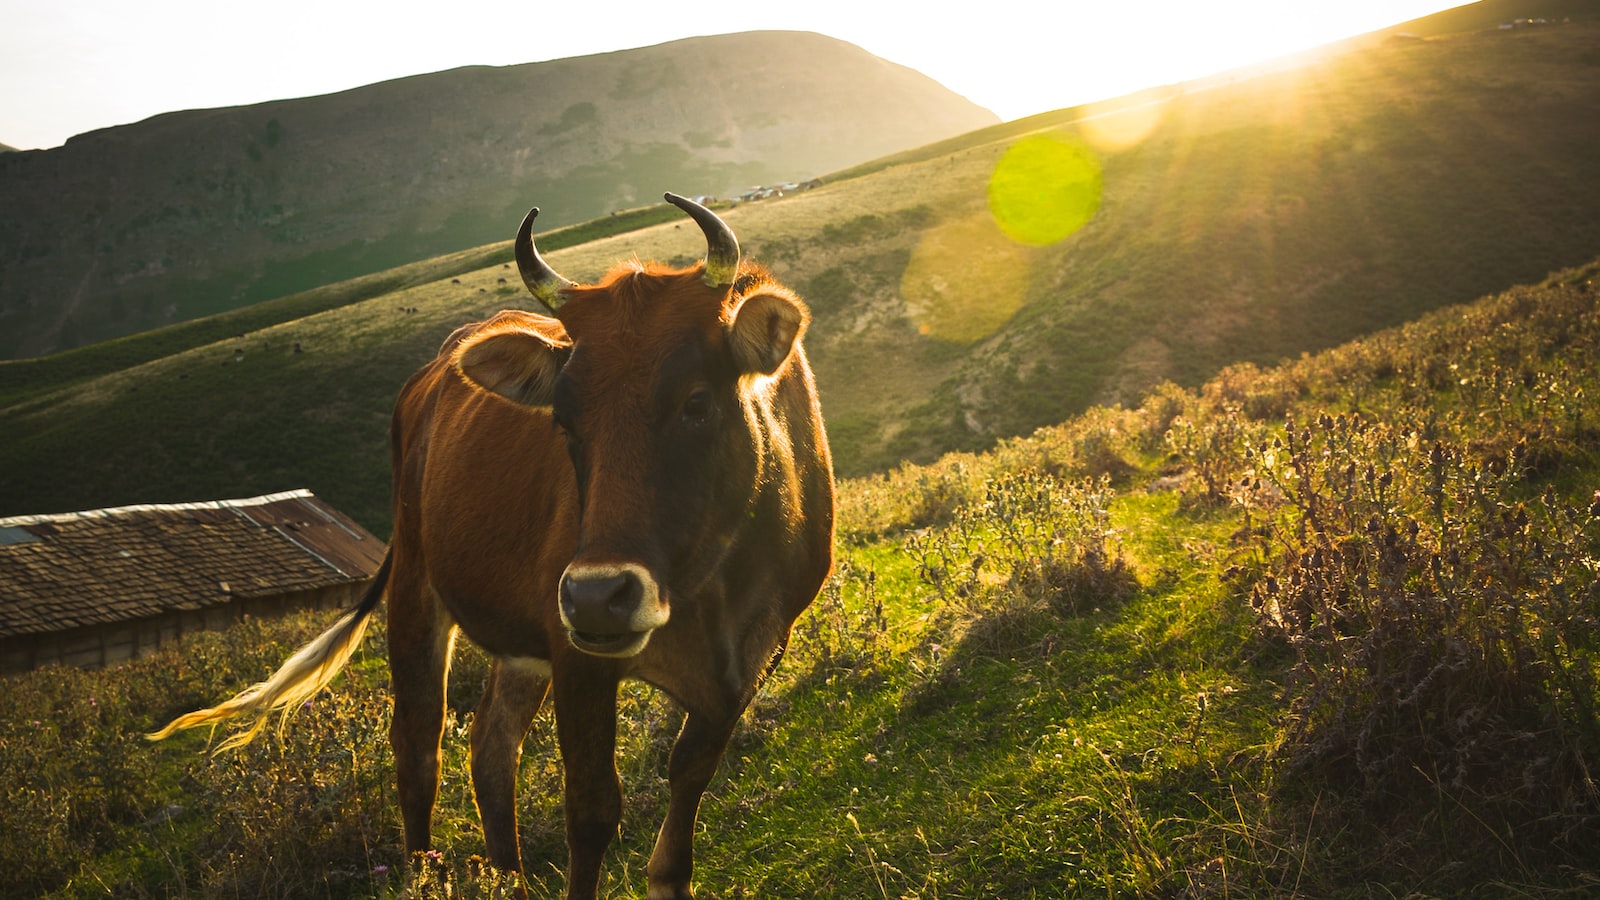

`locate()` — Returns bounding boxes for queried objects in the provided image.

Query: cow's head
[452,194,810,657]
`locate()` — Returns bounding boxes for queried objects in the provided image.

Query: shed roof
[0,490,386,639]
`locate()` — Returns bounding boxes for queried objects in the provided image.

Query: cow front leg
[554,673,622,900]
[471,658,550,874]
[646,711,740,900]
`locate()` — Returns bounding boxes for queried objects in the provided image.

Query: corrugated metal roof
[0,490,386,639]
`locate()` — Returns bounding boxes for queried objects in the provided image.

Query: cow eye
[681,389,714,426]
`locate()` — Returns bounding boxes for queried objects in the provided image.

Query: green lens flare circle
[987,134,1102,246]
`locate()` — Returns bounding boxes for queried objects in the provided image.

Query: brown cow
[150,193,835,900]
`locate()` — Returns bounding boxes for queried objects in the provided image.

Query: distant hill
[3,20,1599,529]
[0,31,997,358]
[1377,0,1600,35]
[783,18,1600,472]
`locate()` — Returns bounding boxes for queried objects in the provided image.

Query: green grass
[7,22,1600,895]
[7,260,1600,897]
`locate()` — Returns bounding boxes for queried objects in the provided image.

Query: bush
[1246,411,1600,850]
[905,470,1135,636]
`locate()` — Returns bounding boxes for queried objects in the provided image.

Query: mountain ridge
[3,20,1600,527]
[0,30,997,358]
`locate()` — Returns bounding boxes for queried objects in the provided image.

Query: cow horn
[664,192,740,289]
[515,207,575,314]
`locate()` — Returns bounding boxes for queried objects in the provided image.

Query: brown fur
[152,259,834,900]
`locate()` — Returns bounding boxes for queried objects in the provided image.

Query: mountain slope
[0,31,997,358]
[812,19,1600,470]
[3,22,1600,529]
[4,259,1599,899]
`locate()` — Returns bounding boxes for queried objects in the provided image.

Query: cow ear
[453,320,571,406]
[728,288,809,376]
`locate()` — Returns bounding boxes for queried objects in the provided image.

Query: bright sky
[0,0,1469,151]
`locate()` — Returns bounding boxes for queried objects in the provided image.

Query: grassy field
[5,17,1600,897]
[4,260,1599,897]
[4,23,1600,530]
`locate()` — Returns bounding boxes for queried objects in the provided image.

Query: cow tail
[145,549,393,751]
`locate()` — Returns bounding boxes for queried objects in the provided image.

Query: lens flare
[1078,96,1165,152]
[987,133,1103,246]
[901,214,1038,343]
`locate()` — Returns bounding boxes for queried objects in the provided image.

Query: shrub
[905,470,1135,635]
[1246,411,1600,847]
[1162,402,1265,508]
[793,556,890,676]
[836,456,986,544]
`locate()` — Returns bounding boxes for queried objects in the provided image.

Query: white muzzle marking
[558,561,668,658]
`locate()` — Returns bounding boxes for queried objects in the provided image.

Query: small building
[0,489,387,674]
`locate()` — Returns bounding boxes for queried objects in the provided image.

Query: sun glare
[1077,97,1167,153]
[987,134,1103,246]
[898,132,1105,344]
[901,215,1039,343]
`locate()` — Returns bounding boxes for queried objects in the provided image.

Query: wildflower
[372,865,389,875]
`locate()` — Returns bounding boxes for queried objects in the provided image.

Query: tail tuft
[147,551,391,752]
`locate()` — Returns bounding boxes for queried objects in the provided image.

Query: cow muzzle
[558,562,668,657]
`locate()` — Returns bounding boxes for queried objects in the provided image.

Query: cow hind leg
[388,586,457,855]
[646,712,740,900]
[471,657,550,873]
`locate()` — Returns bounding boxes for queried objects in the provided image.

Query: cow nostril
[560,571,643,626]
[608,573,643,616]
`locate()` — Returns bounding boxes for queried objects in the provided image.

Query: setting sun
[885,0,1476,121]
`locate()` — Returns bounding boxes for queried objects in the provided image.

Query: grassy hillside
[837,19,1600,470]
[1383,0,1600,36]
[4,258,1597,898]
[0,203,684,408]
[4,21,1600,530]
[0,31,997,359]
